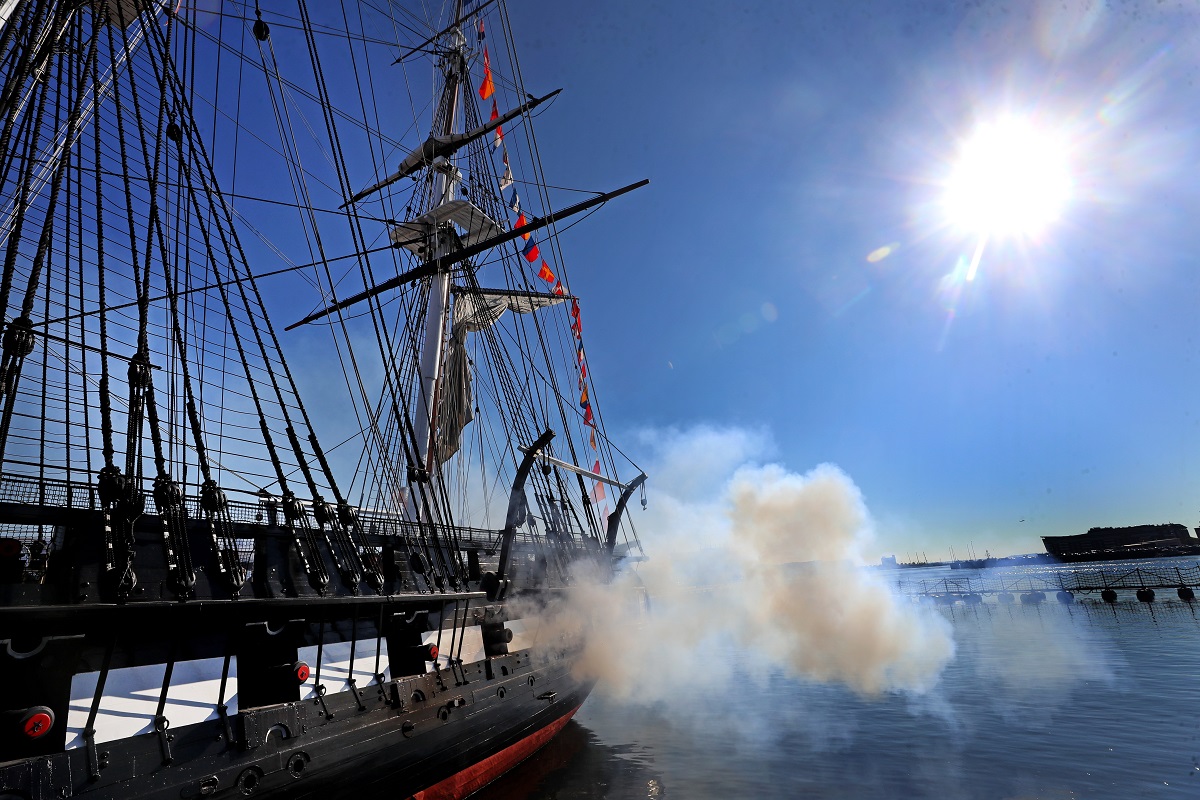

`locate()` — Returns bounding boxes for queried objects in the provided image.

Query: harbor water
[473,559,1200,800]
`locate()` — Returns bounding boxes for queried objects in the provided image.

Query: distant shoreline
[885,545,1200,570]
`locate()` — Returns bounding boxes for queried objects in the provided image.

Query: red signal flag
[522,237,539,262]
[479,47,495,99]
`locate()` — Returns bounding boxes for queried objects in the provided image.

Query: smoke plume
[519,425,955,700]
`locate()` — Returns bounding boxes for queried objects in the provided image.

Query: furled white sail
[389,199,505,255]
[436,289,566,461]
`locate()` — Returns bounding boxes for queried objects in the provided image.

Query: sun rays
[943,115,1073,243]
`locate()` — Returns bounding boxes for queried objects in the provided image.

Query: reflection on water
[475,719,661,800]
[474,577,1200,799]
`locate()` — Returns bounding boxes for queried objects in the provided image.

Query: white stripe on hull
[65,657,237,749]
[299,638,390,699]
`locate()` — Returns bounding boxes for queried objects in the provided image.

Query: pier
[898,563,1200,605]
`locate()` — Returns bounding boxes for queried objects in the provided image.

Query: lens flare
[943,116,1072,239]
[866,243,900,263]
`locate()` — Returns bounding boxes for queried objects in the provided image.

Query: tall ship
[0,1,648,797]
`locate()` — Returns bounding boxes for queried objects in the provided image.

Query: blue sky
[476,0,1200,559]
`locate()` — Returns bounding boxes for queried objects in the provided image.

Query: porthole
[286,752,310,779]
[236,767,263,796]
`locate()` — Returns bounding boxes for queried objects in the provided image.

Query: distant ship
[0,1,648,797]
[1042,523,1200,562]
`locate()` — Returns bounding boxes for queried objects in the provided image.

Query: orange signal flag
[589,428,597,449]
[537,260,555,283]
[516,212,530,239]
[478,47,495,99]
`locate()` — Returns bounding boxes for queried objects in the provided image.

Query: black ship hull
[1046,545,1200,564]
[1,637,592,800]
[0,465,607,800]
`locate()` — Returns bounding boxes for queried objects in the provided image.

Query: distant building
[880,554,898,568]
[1042,523,1198,557]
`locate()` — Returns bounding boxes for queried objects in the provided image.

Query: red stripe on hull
[411,704,582,800]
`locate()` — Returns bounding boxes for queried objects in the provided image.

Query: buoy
[19,706,54,740]
[997,591,1014,604]
[1019,591,1045,605]
[963,593,983,605]
[1101,588,1117,603]
[1136,587,1155,603]
[1179,586,1195,602]
[293,661,310,683]
[1056,591,1074,605]
[935,594,955,606]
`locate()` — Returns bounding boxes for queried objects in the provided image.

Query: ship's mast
[409,6,466,518]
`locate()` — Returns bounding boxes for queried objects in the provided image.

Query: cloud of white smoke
[520,425,956,701]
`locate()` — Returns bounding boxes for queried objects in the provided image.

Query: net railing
[900,564,1200,597]
[0,473,560,586]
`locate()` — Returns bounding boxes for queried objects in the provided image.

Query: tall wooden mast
[409,1,466,516]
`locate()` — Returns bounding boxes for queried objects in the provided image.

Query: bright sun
[943,116,1072,239]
